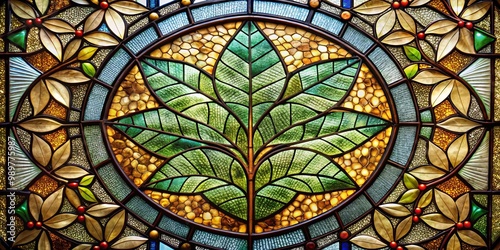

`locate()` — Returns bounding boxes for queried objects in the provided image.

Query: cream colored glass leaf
[41,188,64,221]
[420,213,455,229]
[350,235,387,249]
[32,135,51,167]
[45,79,70,108]
[395,216,412,241]
[426,20,457,35]
[412,69,449,85]
[38,231,51,250]
[111,236,148,249]
[30,81,50,115]
[450,0,465,15]
[460,2,491,21]
[447,133,468,167]
[86,204,120,217]
[417,190,433,208]
[35,0,50,14]
[447,234,461,250]
[42,19,75,33]
[110,1,149,15]
[85,215,104,241]
[44,214,78,229]
[374,210,394,242]
[438,117,480,133]
[428,141,449,170]
[63,39,82,62]
[353,0,391,15]
[436,29,459,61]
[54,166,89,178]
[457,230,487,246]
[84,10,105,33]
[104,210,126,242]
[13,230,41,246]
[65,188,82,208]
[455,193,470,222]
[409,0,431,6]
[105,8,125,39]
[19,118,62,132]
[376,11,396,38]
[434,189,459,222]
[50,69,90,83]
[450,81,470,115]
[40,29,63,61]
[52,140,71,169]
[381,30,415,45]
[431,79,454,107]
[10,0,37,19]
[456,28,475,54]
[379,203,412,217]
[396,10,416,33]
[84,31,120,46]
[29,194,43,221]
[410,165,446,181]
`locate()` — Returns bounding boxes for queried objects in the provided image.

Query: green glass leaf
[78,186,97,202]
[470,199,487,222]
[80,175,94,186]
[215,22,287,127]
[254,149,356,220]
[147,148,247,220]
[473,29,495,51]
[263,111,388,157]
[15,200,30,222]
[399,189,420,204]
[403,46,421,61]
[404,64,419,79]
[403,173,419,189]
[7,29,27,49]
[82,62,96,77]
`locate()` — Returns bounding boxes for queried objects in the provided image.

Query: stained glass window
[1,0,499,249]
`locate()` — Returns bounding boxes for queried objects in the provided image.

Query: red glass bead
[34,18,42,26]
[414,207,422,215]
[339,230,350,240]
[99,242,108,250]
[390,241,398,249]
[75,30,83,38]
[456,222,463,229]
[392,1,401,9]
[305,241,316,250]
[418,184,426,191]
[92,246,100,250]
[77,206,86,214]
[26,221,34,229]
[100,1,109,9]
[26,19,33,26]
[465,22,473,29]
[401,0,409,7]
[68,182,79,189]
[35,221,43,229]
[417,32,425,40]
[397,247,403,250]
[457,21,465,28]
[77,215,85,223]
[464,221,471,228]
[412,215,419,223]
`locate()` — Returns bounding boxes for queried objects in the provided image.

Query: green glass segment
[474,29,495,51]
[470,199,487,222]
[113,21,389,221]
[420,126,432,139]
[7,29,27,49]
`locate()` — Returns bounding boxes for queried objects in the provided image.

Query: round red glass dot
[464,221,471,228]
[92,246,100,250]
[418,184,426,191]
[400,0,409,7]
[390,241,398,249]
[339,230,350,240]
[465,22,473,29]
[26,221,34,229]
[397,247,403,250]
[26,19,33,26]
[100,1,109,9]
[68,182,79,189]
[77,206,86,214]
[414,207,422,215]
[75,30,83,38]
[457,21,465,28]
[35,221,43,229]
[417,32,425,40]
[77,215,85,223]
[34,18,42,26]
[99,241,108,250]
[305,241,316,250]
[456,222,464,229]
[412,215,419,223]
[392,1,401,9]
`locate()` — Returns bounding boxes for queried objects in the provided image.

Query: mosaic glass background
[0,0,498,249]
